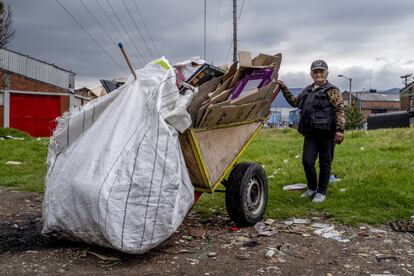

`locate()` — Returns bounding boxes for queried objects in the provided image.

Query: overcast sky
[4,0,414,90]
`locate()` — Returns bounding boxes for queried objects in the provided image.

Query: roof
[1,48,75,74]
[400,82,414,97]
[353,92,400,102]
[90,86,107,98]
[0,48,75,90]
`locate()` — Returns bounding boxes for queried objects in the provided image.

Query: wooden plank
[178,133,207,188]
[195,122,261,185]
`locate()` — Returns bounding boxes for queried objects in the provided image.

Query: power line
[55,0,126,73]
[132,0,161,57]
[95,0,142,65]
[121,0,155,59]
[80,0,116,46]
[104,0,147,65]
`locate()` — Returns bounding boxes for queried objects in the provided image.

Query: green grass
[1,127,413,225]
[0,127,31,139]
[0,128,48,192]
[195,127,414,225]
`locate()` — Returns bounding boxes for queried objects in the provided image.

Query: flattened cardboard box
[187,62,238,127]
[199,99,270,128]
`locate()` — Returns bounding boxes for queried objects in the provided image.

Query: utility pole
[400,74,412,87]
[203,0,206,60]
[232,0,238,63]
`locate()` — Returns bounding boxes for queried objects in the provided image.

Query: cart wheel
[225,162,268,226]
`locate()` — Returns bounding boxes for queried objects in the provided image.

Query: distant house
[74,86,107,105]
[342,91,400,120]
[0,48,76,136]
[400,82,414,111]
[74,78,125,105]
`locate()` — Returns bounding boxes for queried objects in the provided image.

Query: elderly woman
[277,60,345,203]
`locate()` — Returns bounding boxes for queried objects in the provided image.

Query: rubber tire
[225,162,268,226]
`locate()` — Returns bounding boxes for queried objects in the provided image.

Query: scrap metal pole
[118,42,137,80]
[233,0,238,63]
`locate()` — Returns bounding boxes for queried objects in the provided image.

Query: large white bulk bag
[42,59,194,254]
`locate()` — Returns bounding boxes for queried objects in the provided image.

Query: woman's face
[311,69,328,84]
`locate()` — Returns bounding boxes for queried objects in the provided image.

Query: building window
[372,109,386,114]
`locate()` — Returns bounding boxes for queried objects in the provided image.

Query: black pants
[302,135,335,195]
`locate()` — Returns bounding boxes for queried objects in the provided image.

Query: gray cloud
[4,0,414,89]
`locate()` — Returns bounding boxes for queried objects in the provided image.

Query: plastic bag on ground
[42,58,195,254]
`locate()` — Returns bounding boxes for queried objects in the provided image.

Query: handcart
[119,43,280,226]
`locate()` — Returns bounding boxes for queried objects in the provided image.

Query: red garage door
[10,93,61,137]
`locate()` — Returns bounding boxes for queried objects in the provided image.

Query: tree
[0,1,15,48]
[345,106,364,130]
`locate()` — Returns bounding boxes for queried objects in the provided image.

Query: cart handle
[118,43,137,80]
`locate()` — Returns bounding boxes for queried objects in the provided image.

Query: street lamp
[338,74,352,107]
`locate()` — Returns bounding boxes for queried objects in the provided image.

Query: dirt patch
[0,187,413,275]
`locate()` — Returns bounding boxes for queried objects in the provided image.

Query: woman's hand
[276,80,287,90]
[334,132,344,144]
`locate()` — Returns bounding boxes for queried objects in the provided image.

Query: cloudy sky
[4,0,414,90]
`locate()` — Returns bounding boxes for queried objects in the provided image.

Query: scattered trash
[5,161,22,165]
[88,251,121,262]
[295,155,300,159]
[283,159,289,164]
[283,220,294,226]
[0,135,25,140]
[178,249,197,254]
[402,268,413,275]
[265,249,276,258]
[313,226,350,243]
[255,222,266,231]
[254,222,275,236]
[265,266,281,273]
[228,225,240,232]
[264,219,275,225]
[207,252,217,257]
[375,254,397,262]
[186,258,199,265]
[236,236,250,242]
[301,233,311,237]
[360,147,365,151]
[292,218,311,224]
[236,253,250,260]
[369,228,387,236]
[243,241,260,248]
[311,223,331,229]
[339,188,347,193]
[282,183,307,191]
[273,257,286,263]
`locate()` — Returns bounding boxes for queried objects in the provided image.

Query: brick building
[0,48,76,136]
[342,91,400,120]
[400,82,414,111]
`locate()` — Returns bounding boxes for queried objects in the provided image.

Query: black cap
[310,60,328,71]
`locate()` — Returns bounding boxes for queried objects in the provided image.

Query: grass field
[1,127,413,225]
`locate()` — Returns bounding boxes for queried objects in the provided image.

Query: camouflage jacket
[282,83,345,133]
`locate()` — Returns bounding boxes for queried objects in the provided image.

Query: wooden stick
[118,43,137,80]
